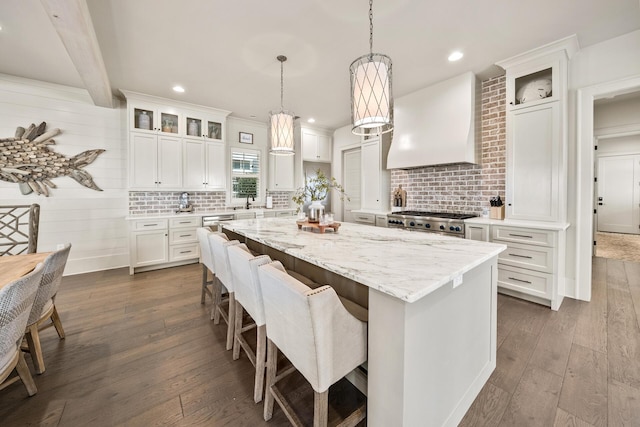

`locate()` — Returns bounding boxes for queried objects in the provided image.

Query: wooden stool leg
[226,293,236,351]
[263,339,278,421]
[201,264,208,304]
[313,390,329,427]
[254,324,267,403]
[15,351,37,396]
[232,301,243,360]
[51,305,65,339]
[212,277,222,323]
[25,324,45,374]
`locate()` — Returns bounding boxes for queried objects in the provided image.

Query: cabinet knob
[509,102,514,105]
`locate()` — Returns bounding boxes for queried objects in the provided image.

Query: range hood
[387,71,479,169]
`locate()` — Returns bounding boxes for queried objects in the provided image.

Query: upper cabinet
[361,134,391,211]
[496,35,578,223]
[301,128,332,162]
[121,90,231,191]
[268,153,295,191]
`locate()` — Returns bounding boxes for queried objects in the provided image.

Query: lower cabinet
[353,212,375,225]
[129,216,201,274]
[465,224,490,241]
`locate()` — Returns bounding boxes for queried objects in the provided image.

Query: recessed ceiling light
[172,86,185,93]
[448,51,464,62]
[307,118,315,123]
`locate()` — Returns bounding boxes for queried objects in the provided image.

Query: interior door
[597,154,640,234]
[342,148,361,223]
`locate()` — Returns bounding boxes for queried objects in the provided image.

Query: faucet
[245,195,255,210]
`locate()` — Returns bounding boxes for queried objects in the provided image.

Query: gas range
[387,211,477,237]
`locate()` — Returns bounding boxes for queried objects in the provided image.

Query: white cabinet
[268,153,295,191]
[130,132,182,189]
[129,216,201,274]
[353,212,375,225]
[361,135,391,212]
[129,103,181,136]
[183,140,226,190]
[182,111,223,141]
[465,224,489,241]
[302,128,332,162]
[375,215,388,227]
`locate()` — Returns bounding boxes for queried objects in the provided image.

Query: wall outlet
[56,243,65,250]
[452,274,463,288]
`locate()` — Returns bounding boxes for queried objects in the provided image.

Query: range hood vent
[387,72,480,169]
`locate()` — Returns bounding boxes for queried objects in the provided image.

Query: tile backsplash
[390,75,506,215]
[128,190,293,215]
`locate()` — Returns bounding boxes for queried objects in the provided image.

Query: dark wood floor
[1,257,639,426]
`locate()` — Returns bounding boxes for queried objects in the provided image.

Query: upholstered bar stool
[196,228,220,305]
[23,244,71,374]
[0,263,44,396]
[227,244,272,402]
[258,261,368,427]
[209,233,243,351]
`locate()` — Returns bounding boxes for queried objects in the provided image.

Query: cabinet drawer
[169,216,201,228]
[353,213,375,224]
[169,243,200,262]
[492,226,555,247]
[234,212,255,220]
[131,219,168,231]
[375,215,388,227]
[169,228,197,245]
[276,211,294,217]
[498,242,554,273]
[498,265,552,299]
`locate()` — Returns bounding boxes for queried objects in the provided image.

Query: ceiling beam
[40,0,113,108]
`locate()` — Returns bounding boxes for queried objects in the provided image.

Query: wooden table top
[0,252,51,290]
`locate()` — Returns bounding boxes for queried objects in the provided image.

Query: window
[231,148,261,203]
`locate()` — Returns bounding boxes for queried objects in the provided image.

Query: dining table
[0,252,51,290]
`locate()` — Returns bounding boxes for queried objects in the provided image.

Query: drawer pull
[179,250,192,254]
[509,253,533,259]
[179,234,191,237]
[508,276,532,284]
[179,221,191,224]
[509,233,533,238]
[143,223,158,227]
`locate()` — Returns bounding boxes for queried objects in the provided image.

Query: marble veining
[223,218,506,303]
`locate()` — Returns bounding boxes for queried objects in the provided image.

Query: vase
[308,201,324,223]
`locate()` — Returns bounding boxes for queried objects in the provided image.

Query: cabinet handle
[143,224,158,227]
[179,234,190,237]
[179,221,190,224]
[509,253,533,259]
[508,277,532,284]
[509,233,533,238]
[179,250,192,254]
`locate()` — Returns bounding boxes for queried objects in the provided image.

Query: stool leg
[51,306,65,339]
[313,390,329,427]
[15,351,37,396]
[212,277,222,323]
[25,324,45,374]
[226,292,236,351]
[254,324,267,403]
[232,301,243,360]
[201,264,208,304]
[263,339,278,421]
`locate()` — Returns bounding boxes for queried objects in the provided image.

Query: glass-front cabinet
[130,103,181,136]
[183,110,223,141]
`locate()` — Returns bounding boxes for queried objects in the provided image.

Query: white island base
[368,260,497,426]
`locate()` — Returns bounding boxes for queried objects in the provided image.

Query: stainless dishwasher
[202,214,234,232]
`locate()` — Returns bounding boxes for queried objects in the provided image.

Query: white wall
[566,29,640,299]
[331,124,361,221]
[0,74,128,275]
[594,95,640,131]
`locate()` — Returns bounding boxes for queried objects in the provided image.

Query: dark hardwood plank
[607,285,640,389]
[574,257,608,354]
[458,381,510,427]
[608,379,640,426]
[558,344,608,427]
[553,407,596,427]
[624,261,640,331]
[489,329,539,394]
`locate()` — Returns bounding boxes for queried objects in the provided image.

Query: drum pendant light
[350,0,393,136]
[269,55,295,155]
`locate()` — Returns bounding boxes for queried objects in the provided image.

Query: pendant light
[269,55,295,155]
[350,0,393,136]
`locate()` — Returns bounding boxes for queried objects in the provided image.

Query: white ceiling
[1,0,639,130]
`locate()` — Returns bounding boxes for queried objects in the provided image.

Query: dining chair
[0,262,44,396]
[0,204,40,256]
[208,233,243,350]
[23,243,71,374]
[196,227,219,305]
[258,261,368,427]
[227,244,272,403]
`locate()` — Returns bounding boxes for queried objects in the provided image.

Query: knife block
[490,206,505,220]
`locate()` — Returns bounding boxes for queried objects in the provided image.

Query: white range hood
[387,71,479,169]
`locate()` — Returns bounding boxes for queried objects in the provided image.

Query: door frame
[576,74,640,301]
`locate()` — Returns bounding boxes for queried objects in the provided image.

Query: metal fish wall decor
[0,122,105,196]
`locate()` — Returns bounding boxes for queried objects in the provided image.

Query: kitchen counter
[465,216,570,231]
[223,217,505,426]
[350,208,390,215]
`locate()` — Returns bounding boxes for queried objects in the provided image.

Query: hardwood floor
[1,257,638,426]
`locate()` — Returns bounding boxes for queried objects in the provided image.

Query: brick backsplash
[390,75,506,215]
[129,190,293,215]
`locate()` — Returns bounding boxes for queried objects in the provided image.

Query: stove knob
[455,226,461,232]
[449,226,455,231]
[409,221,415,227]
[425,224,431,228]
[439,225,445,230]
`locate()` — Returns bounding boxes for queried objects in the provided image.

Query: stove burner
[393,211,476,220]
[387,211,478,236]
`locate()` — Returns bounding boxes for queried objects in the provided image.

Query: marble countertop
[223,217,506,303]
[125,207,295,221]
[465,217,570,231]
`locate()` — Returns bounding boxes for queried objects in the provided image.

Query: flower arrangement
[292,168,349,211]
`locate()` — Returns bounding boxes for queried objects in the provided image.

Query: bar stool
[209,233,243,351]
[227,245,272,403]
[258,261,368,427]
[196,228,220,305]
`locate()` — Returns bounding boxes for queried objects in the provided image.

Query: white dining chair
[23,244,71,374]
[0,262,44,396]
[258,261,368,427]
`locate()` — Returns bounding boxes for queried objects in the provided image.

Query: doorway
[342,147,361,223]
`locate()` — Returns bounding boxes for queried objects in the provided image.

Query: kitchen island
[223,217,505,427]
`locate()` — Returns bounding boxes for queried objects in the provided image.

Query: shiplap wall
[0,74,128,275]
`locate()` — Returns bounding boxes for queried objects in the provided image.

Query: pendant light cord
[280,59,284,110]
[369,0,374,56]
